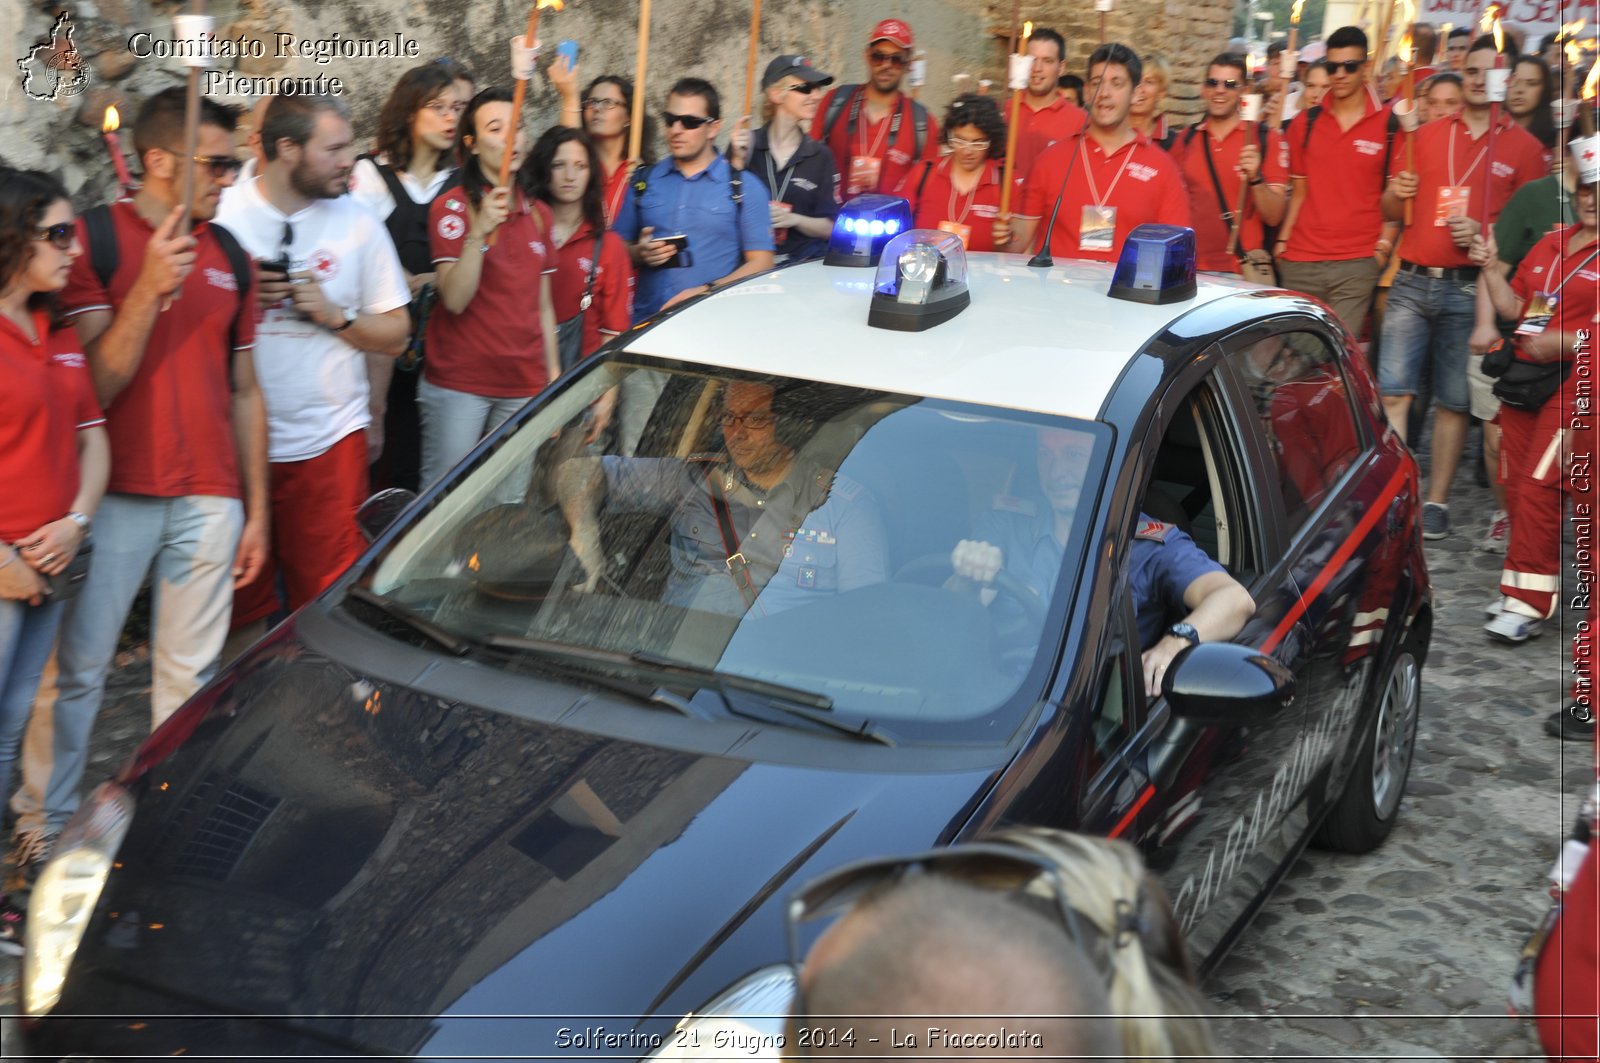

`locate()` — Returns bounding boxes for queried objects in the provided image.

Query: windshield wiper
[346,586,477,657]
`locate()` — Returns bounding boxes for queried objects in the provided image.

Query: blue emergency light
[825,195,914,267]
[868,230,971,332]
[1109,224,1198,305]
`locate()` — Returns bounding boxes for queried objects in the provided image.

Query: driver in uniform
[559,380,887,616]
[949,426,1254,694]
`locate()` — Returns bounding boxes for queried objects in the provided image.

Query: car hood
[69,621,997,1056]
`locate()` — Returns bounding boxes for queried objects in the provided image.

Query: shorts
[1376,269,1478,413]
[1467,350,1502,421]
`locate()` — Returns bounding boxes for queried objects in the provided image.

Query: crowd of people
[0,13,1596,955]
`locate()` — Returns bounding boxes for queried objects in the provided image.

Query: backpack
[821,84,930,168]
[631,159,745,249]
[82,203,253,387]
[358,153,458,276]
[1298,104,1403,188]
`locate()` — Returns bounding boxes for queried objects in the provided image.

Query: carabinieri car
[22,209,1430,1058]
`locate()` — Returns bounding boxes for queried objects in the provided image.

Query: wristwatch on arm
[331,306,358,333]
[1166,622,1200,647]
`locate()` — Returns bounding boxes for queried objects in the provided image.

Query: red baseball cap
[868,18,914,50]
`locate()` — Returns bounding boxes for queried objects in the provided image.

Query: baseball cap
[763,54,835,89]
[1299,40,1327,63]
[868,18,914,50]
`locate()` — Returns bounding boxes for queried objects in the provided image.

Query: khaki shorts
[1468,352,1501,421]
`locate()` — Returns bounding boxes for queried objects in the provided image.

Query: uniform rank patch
[1135,519,1173,542]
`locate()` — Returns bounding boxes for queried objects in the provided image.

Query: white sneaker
[1485,595,1508,618]
[1486,610,1544,643]
[1481,510,1510,553]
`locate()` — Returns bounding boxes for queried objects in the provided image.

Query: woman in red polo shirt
[418,86,560,486]
[894,95,1012,253]
[0,169,109,946]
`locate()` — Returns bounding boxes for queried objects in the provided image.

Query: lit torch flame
[1290,0,1306,24]
[1398,32,1413,64]
[1492,16,1504,54]
[1023,20,1033,40]
[1585,61,1600,102]
[102,104,120,134]
[468,552,481,572]
[537,0,564,9]
[1479,2,1503,35]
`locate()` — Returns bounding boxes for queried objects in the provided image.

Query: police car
[22,199,1430,1057]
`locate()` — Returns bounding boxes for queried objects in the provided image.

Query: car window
[1091,621,1135,774]
[366,359,1112,745]
[1227,331,1366,536]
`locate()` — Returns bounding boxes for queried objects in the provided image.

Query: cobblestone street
[0,446,1590,1061]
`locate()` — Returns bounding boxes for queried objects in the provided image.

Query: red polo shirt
[0,312,105,542]
[60,200,255,500]
[1283,92,1396,261]
[811,86,941,197]
[1012,93,1088,183]
[1016,129,1191,262]
[1392,112,1546,268]
[550,221,635,359]
[426,189,557,397]
[1170,118,1290,271]
[894,158,1015,252]
[1512,225,1600,359]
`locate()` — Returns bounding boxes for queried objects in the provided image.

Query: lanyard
[946,161,981,224]
[849,88,904,161]
[764,142,797,203]
[1080,137,1135,209]
[1447,121,1490,187]
[1542,244,1600,300]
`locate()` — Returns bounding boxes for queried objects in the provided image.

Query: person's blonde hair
[1141,54,1172,91]
[985,827,1217,1063]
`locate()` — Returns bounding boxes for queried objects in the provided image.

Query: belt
[1398,260,1480,283]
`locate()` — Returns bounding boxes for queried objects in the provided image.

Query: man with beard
[811,19,941,197]
[216,92,409,638]
[949,427,1253,696]
[1008,43,1189,262]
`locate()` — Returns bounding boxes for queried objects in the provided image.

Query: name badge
[772,200,792,245]
[938,219,973,249]
[1517,291,1556,337]
[1079,205,1116,252]
[847,156,883,196]
[1434,185,1470,227]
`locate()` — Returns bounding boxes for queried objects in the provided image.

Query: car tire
[1313,637,1422,854]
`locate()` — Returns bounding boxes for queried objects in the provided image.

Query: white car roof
[623,253,1257,421]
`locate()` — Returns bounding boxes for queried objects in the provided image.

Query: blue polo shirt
[615,152,776,320]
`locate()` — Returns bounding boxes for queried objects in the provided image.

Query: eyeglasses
[718,409,776,430]
[582,97,625,111]
[1205,77,1243,89]
[869,50,908,67]
[32,222,75,251]
[784,82,820,95]
[948,136,991,150]
[1322,59,1365,74]
[661,111,715,130]
[423,99,468,117]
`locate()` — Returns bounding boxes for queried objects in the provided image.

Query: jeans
[1377,270,1478,413]
[0,597,64,808]
[418,376,533,486]
[16,494,243,833]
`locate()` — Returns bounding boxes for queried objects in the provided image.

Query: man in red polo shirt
[812,19,940,198]
[10,89,270,870]
[1275,26,1396,340]
[1170,52,1289,277]
[1009,43,1190,263]
[1379,34,1546,547]
[1011,27,1087,182]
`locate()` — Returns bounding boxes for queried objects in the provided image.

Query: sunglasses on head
[869,50,908,67]
[33,222,75,251]
[1205,76,1243,89]
[1322,59,1364,74]
[661,111,715,130]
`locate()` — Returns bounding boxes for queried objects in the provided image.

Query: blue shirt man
[616,78,777,320]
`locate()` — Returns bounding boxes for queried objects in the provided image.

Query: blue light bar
[1109,224,1198,305]
[825,194,914,268]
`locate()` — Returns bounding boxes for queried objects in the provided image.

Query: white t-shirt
[216,177,409,462]
[349,154,456,223]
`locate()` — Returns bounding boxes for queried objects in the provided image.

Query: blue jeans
[0,596,64,808]
[1377,269,1478,413]
[417,376,533,486]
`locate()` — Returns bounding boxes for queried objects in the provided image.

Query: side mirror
[357,488,417,543]
[1161,641,1294,727]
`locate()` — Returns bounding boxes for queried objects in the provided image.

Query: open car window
[366,358,1111,744]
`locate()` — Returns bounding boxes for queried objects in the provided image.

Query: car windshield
[366,358,1110,743]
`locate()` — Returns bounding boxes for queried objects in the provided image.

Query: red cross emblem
[314,253,334,273]
[1585,148,1596,162]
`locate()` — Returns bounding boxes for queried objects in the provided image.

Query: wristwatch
[331,306,357,333]
[1166,622,1200,647]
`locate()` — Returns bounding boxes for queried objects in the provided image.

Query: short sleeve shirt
[811,86,941,197]
[1017,131,1191,262]
[1012,93,1088,181]
[550,222,635,360]
[1282,93,1395,262]
[613,154,775,320]
[1510,225,1600,359]
[749,129,841,263]
[1170,119,1290,270]
[1494,176,1575,278]
[894,158,1013,253]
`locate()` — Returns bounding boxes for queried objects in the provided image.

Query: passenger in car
[556,380,887,616]
[948,427,1254,695]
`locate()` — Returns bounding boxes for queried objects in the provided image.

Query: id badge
[1079,205,1116,253]
[772,200,792,245]
[938,219,973,249]
[847,155,883,196]
[1434,185,1470,227]
[1516,292,1556,337]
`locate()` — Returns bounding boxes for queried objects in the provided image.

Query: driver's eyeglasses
[869,50,908,67]
[583,97,624,111]
[949,136,991,150]
[423,99,468,117]
[1205,77,1243,89]
[718,410,776,430]
[32,222,75,251]
[661,111,715,130]
[1322,59,1365,74]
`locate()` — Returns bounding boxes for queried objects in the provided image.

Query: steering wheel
[893,552,1049,667]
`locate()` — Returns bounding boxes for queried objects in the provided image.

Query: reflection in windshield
[369,361,1106,741]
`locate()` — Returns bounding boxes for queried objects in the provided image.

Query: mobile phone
[557,40,579,68]
[657,232,690,268]
[258,256,291,278]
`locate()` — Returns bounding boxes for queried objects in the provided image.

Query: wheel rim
[1370,650,1419,818]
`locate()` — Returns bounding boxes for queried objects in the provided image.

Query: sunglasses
[869,50,909,67]
[33,222,75,251]
[1205,77,1243,89]
[168,149,245,179]
[784,82,820,95]
[582,97,624,111]
[661,111,715,130]
[1322,59,1365,74]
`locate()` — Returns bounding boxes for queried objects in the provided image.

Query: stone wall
[4,0,997,206]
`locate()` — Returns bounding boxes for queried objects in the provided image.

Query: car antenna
[1027,52,1114,269]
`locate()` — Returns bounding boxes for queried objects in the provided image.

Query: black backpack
[821,84,930,168]
[1298,104,1403,189]
[357,154,458,276]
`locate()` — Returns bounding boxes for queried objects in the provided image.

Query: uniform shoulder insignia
[1135,519,1173,543]
[830,472,863,501]
[686,453,723,464]
[992,494,1037,516]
